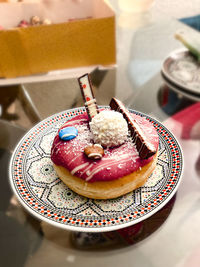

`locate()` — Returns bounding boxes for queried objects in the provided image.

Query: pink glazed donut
[51,111,159,199]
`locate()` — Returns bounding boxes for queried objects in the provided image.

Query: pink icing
[51,111,159,183]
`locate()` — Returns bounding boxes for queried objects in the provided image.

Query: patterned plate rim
[162,48,200,95]
[9,107,184,232]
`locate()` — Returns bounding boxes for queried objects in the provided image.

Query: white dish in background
[9,107,183,232]
[162,48,200,95]
[161,71,200,102]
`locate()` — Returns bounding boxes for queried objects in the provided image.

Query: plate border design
[9,107,183,232]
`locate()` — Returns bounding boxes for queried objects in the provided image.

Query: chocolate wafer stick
[78,73,99,120]
[110,97,156,159]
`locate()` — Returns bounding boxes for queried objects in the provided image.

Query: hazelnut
[84,144,104,160]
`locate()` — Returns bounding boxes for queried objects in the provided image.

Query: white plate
[162,48,200,95]
[9,107,183,232]
[161,71,200,102]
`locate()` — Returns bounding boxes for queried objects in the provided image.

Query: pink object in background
[167,103,200,140]
[18,20,29,27]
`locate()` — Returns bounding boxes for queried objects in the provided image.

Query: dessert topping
[110,97,156,159]
[84,144,104,160]
[78,73,99,121]
[89,110,128,147]
[59,126,78,141]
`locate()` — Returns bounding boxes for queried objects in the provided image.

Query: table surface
[0,2,200,267]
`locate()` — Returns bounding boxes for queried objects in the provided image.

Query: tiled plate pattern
[9,107,183,232]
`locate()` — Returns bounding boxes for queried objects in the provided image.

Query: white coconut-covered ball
[89,110,128,147]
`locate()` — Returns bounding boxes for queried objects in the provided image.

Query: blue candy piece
[59,126,78,141]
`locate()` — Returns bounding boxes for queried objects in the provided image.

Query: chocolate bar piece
[110,97,156,159]
[78,73,99,120]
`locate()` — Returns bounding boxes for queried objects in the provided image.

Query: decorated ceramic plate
[161,71,200,102]
[162,48,200,95]
[9,107,183,232]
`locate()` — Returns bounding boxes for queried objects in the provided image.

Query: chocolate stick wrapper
[78,73,99,120]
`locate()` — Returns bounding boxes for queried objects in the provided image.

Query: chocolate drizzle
[78,73,99,121]
[109,97,156,159]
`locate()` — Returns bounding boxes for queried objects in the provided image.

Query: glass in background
[118,0,155,13]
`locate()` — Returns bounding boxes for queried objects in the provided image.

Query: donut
[51,109,159,199]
